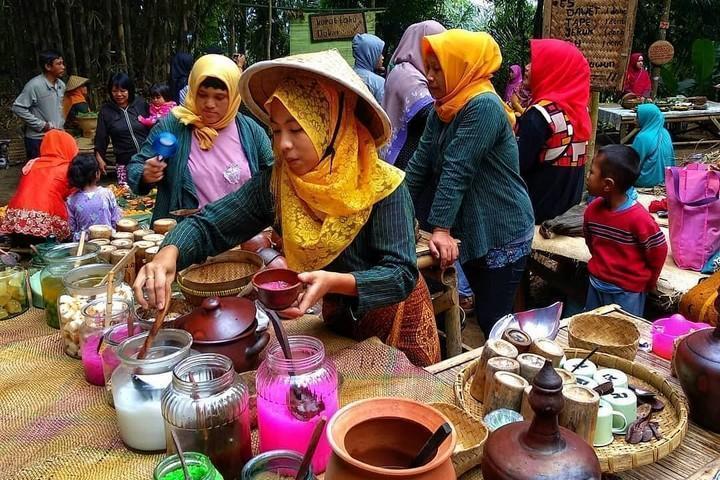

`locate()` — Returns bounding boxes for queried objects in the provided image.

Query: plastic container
[162,353,253,479]
[241,450,316,480]
[0,266,30,319]
[58,263,131,358]
[101,322,147,406]
[154,452,224,480]
[256,336,338,474]
[112,329,193,451]
[40,243,101,328]
[79,299,132,385]
[651,314,711,360]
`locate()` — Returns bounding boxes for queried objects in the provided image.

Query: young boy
[584,145,668,316]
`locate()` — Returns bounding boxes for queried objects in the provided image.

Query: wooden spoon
[137,286,172,360]
[170,430,190,480]
[409,422,452,468]
[295,416,327,480]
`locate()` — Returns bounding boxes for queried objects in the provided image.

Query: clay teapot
[674,288,720,432]
[324,398,457,480]
[482,361,601,480]
[176,296,269,372]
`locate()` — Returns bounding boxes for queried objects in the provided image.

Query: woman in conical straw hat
[134,50,441,367]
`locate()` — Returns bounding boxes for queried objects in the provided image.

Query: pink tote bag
[666,163,720,271]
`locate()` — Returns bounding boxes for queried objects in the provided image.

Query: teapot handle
[246,330,270,357]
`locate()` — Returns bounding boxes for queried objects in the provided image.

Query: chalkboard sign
[309,13,367,42]
[543,0,638,91]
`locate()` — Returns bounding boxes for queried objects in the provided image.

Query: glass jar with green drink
[40,242,102,328]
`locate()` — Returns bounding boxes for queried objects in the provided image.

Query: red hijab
[530,39,591,141]
[624,52,652,96]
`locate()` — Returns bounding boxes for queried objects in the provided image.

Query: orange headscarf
[422,30,515,127]
[63,89,87,117]
[22,130,79,174]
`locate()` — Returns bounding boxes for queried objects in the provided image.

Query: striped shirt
[405,93,534,264]
[584,199,668,293]
[162,168,419,317]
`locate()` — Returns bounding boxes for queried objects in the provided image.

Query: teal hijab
[632,104,674,188]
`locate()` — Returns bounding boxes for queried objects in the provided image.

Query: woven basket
[568,314,640,360]
[177,250,263,305]
[429,402,488,476]
[454,349,689,474]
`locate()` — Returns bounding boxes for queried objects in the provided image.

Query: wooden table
[530,194,706,307]
[598,101,720,145]
[426,305,720,479]
[416,230,463,358]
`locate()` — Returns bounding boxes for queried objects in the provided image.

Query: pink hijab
[381,20,446,165]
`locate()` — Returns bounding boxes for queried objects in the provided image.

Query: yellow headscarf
[172,54,242,150]
[422,30,515,127]
[266,74,405,271]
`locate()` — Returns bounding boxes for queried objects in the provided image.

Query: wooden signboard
[543,0,638,91]
[309,12,367,42]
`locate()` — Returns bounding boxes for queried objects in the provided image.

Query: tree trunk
[104,0,113,70]
[230,1,237,54]
[48,0,65,54]
[143,0,158,85]
[533,0,544,38]
[123,0,135,79]
[238,6,247,53]
[62,0,77,75]
[267,0,272,60]
[115,0,128,71]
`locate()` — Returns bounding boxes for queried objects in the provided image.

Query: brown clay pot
[674,322,720,433]
[482,362,601,480]
[324,398,457,480]
[175,297,270,372]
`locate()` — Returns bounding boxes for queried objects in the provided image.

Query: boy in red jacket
[584,145,668,315]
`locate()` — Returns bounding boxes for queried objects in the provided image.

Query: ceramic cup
[563,358,598,378]
[575,375,599,389]
[594,399,627,446]
[594,368,628,389]
[601,387,637,434]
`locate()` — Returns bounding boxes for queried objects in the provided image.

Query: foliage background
[0,0,718,110]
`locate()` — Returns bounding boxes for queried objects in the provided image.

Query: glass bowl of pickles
[0,266,30,320]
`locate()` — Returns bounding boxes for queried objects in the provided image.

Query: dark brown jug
[674,287,720,432]
[482,361,601,480]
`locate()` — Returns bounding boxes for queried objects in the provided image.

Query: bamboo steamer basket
[88,224,112,240]
[429,402,488,476]
[454,349,689,474]
[568,314,640,360]
[153,218,177,235]
[116,218,139,233]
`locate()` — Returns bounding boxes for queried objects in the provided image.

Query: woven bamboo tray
[429,402,488,476]
[454,348,689,473]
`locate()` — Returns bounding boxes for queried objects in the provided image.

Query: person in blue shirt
[352,33,385,103]
[632,103,674,188]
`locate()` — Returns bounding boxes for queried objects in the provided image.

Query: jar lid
[177,297,257,343]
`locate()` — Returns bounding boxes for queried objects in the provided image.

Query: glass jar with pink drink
[256,336,338,474]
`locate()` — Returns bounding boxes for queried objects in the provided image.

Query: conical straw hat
[239,49,391,147]
[66,75,89,92]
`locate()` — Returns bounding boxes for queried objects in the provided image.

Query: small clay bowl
[252,268,302,310]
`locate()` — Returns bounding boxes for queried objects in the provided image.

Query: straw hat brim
[66,75,90,92]
[239,50,391,147]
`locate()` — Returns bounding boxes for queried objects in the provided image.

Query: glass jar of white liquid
[112,328,192,452]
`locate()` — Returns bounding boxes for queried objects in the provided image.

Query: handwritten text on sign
[544,0,638,90]
[309,13,367,42]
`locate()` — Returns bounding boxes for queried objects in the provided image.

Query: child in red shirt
[584,145,667,315]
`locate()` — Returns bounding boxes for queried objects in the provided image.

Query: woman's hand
[95,153,107,175]
[133,246,179,310]
[429,227,459,269]
[279,271,357,318]
[143,156,167,184]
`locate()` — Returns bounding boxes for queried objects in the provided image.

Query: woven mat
[0,309,453,479]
